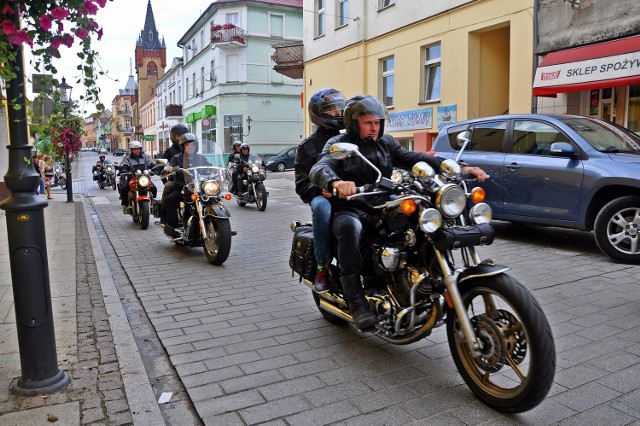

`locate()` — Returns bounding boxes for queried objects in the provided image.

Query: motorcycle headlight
[436,183,466,218]
[251,165,259,174]
[390,170,404,185]
[138,176,150,187]
[55,167,61,173]
[106,166,112,172]
[469,203,492,224]
[419,208,442,233]
[202,180,220,195]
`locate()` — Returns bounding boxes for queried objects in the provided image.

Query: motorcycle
[50,164,67,190]
[154,165,234,265]
[119,167,156,230]
[234,153,268,211]
[289,135,556,413]
[94,163,117,190]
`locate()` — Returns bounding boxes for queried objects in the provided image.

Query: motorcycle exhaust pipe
[318,298,352,322]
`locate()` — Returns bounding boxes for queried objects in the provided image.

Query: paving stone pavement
[2,152,640,425]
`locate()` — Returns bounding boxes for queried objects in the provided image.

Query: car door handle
[507,163,520,169]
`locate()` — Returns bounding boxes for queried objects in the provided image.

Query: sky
[27,0,213,116]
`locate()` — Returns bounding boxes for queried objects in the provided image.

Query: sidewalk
[0,191,163,425]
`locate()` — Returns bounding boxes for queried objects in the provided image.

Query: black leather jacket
[310,133,444,213]
[295,126,341,204]
[161,143,181,161]
[168,153,212,187]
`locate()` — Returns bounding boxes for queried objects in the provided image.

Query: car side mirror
[549,142,575,157]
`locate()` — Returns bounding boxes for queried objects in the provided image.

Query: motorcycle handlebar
[331,183,376,198]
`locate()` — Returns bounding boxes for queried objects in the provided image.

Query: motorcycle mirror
[155,158,168,166]
[456,130,471,147]
[329,143,359,160]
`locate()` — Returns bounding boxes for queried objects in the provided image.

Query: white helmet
[129,141,142,150]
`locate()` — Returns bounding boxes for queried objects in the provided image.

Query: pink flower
[62,33,74,47]
[83,1,98,15]
[75,28,88,39]
[8,30,32,46]
[1,19,15,35]
[51,7,70,20]
[1,4,15,15]
[57,22,64,32]
[94,0,107,7]
[39,14,52,31]
[51,36,63,49]
[97,27,103,40]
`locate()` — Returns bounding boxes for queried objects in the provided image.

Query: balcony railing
[117,108,132,116]
[211,23,246,47]
[165,104,182,118]
[271,41,303,79]
[118,126,134,133]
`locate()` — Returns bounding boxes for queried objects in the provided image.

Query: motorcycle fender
[204,204,231,219]
[136,195,150,203]
[457,263,510,285]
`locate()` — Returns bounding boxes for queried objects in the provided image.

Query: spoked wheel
[203,218,232,265]
[59,177,67,190]
[446,274,555,413]
[255,183,267,211]
[139,200,150,229]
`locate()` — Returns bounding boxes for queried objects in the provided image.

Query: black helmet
[179,132,199,153]
[308,88,346,130]
[232,141,242,151]
[240,143,250,153]
[99,154,105,160]
[343,95,387,139]
[170,124,189,144]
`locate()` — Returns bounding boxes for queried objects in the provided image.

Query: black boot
[163,224,181,239]
[341,274,378,331]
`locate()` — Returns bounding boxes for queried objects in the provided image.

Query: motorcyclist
[234,143,263,196]
[92,154,109,183]
[162,133,213,238]
[294,88,346,293]
[119,141,157,213]
[310,95,488,331]
[227,140,242,194]
[158,124,189,224]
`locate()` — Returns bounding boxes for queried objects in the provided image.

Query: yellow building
[301,0,533,150]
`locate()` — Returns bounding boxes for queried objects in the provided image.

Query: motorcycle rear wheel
[446,273,555,413]
[255,183,267,211]
[59,177,67,190]
[139,200,150,230]
[203,218,232,265]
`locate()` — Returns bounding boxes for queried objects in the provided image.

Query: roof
[213,0,302,5]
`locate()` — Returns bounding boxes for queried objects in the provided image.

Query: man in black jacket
[158,124,189,224]
[310,95,488,331]
[294,88,346,293]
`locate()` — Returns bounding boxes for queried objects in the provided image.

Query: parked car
[431,114,640,263]
[112,149,126,156]
[264,146,297,172]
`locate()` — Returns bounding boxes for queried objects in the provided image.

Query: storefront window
[628,85,640,134]
[396,138,413,150]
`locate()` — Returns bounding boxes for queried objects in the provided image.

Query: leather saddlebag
[289,225,317,282]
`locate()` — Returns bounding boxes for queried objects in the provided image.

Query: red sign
[202,118,211,127]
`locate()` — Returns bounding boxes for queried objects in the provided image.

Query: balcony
[165,104,182,118]
[117,108,132,117]
[211,23,246,48]
[271,41,303,79]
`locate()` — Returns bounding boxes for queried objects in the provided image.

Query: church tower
[135,0,166,107]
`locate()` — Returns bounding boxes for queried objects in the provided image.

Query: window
[448,121,507,152]
[423,43,441,102]
[381,57,394,107]
[210,60,216,88]
[270,14,284,38]
[185,77,190,99]
[629,84,640,134]
[200,30,205,51]
[226,12,239,26]
[192,72,196,97]
[337,0,349,27]
[379,0,394,9]
[200,66,205,94]
[147,61,157,76]
[513,121,568,155]
[315,0,325,38]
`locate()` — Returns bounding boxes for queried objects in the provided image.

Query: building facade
[533,0,640,134]
[156,57,184,154]
[83,115,97,149]
[300,0,534,150]
[140,94,158,156]
[171,0,303,163]
[110,74,137,150]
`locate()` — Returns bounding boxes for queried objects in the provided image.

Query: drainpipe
[532,0,539,113]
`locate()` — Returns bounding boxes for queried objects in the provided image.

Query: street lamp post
[57,78,73,203]
[0,2,70,395]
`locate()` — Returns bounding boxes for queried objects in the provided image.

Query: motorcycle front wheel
[59,176,67,190]
[203,218,232,265]
[446,273,555,413]
[139,200,150,230]
[255,182,267,211]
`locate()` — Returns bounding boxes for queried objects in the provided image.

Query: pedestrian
[33,154,45,195]
[41,155,54,199]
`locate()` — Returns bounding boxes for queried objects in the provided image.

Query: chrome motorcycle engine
[391,266,432,308]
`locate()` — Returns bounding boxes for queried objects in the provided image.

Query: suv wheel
[594,195,640,263]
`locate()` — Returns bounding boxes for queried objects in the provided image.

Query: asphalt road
[76,151,640,425]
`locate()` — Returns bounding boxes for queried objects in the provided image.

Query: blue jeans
[310,195,332,264]
[38,177,45,195]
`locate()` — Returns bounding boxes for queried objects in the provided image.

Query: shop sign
[437,105,457,129]
[387,108,433,132]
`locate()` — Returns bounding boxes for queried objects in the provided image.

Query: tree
[1,0,109,110]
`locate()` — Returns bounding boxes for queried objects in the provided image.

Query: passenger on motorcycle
[295,88,346,293]
[158,124,189,224]
[227,140,242,194]
[119,141,157,213]
[162,133,213,238]
[310,95,488,331]
[92,154,109,182]
[234,143,265,196]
